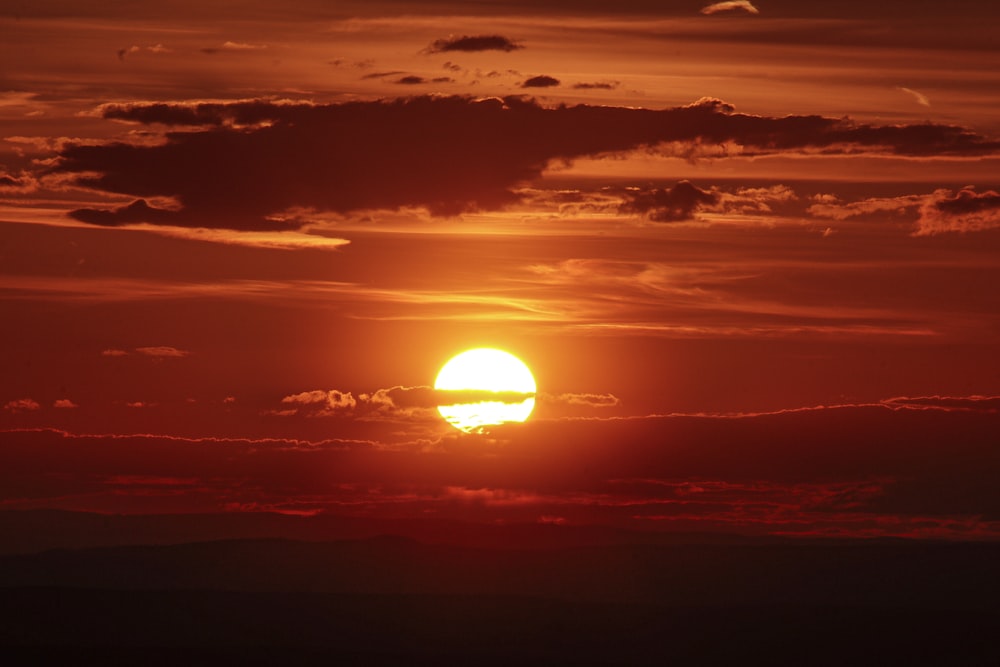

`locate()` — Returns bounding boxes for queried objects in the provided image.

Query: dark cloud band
[50,96,1000,230]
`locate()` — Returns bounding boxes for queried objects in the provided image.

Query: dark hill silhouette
[0,509,783,556]
[1,515,997,664]
[0,537,997,608]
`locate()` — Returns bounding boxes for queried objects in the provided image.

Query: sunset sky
[1,0,998,540]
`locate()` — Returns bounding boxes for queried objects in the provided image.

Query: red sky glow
[1,0,998,542]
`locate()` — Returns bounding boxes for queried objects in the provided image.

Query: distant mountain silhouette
[1,536,997,608]
[1,588,997,665]
[1,513,997,664]
[0,509,785,555]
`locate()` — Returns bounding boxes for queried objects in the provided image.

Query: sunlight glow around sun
[434,348,536,433]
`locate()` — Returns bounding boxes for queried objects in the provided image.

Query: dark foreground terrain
[0,513,997,665]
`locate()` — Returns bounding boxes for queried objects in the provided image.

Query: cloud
[572,81,620,90]
[3,398,41,413]
[2,401,999,539]
[394,76,455,85]
[916,187,1000,235]
[219,41,267,50]
[201,41,267,55]
[53,399,79,409]
[700,1,760,15]
[48,96,1000,229]
[620,180,719,222]
[808,186,1000,235]
[898,86,931,107]
[277,385,535,421]
[281,390,358,416]
[101,349,129,357]
[424,35,523,53]
[807,193,924,221]
[0,171,38,193]
[881,395,1000,413]
[69,198,183,228]
[117,44,170,61]
[135,346,190,358]
[521,75,560,88]
[360,71,406,80]
[717,185,798,215]
[524,183,796,220]
[541,393,621,408]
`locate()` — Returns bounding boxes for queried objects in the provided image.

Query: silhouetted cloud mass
[69,199,188,228]
[394,75,454,85]
[425,35,523,53]
[918,187,1000,235]
[933,187,1000,216]
[572,81,619,90]
[522,75,560,88]
[807,186,1000,235]
[621,180,719,221]
[49,96,1000,229]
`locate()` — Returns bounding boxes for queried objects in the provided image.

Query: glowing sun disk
[434,348,536,433]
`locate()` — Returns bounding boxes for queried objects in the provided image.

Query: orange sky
[1,0,998,540]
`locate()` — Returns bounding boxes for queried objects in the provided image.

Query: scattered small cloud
[53,399,79,409]
[521,75,560,88]
[135,346,190,358]
[620,180,719,222]
[275,384,539,422]
[4,398,41,413]
[807,186,1000,235]
[537,515,567,525]
[70,199,181,228]
[881,394,1000,413]
[424,35,523,54]
[221,41,266,50]
[898,87,931,107]
[700,1,760,15]
[281,389,358,416]
[572,81,620,90]
[916,187,1000,235]
[807,193,924,221]
[201,41,268,55]
[541,393,621,408]
[117,44,170,61]
[0,171,38,193]
[103,346,190,358]
[360,71,406,80]
[394,75,454,85]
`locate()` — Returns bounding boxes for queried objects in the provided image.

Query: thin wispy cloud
[898,86,931,107]
[701,1,760,15]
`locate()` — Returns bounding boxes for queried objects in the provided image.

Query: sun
[434,348,536,433]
